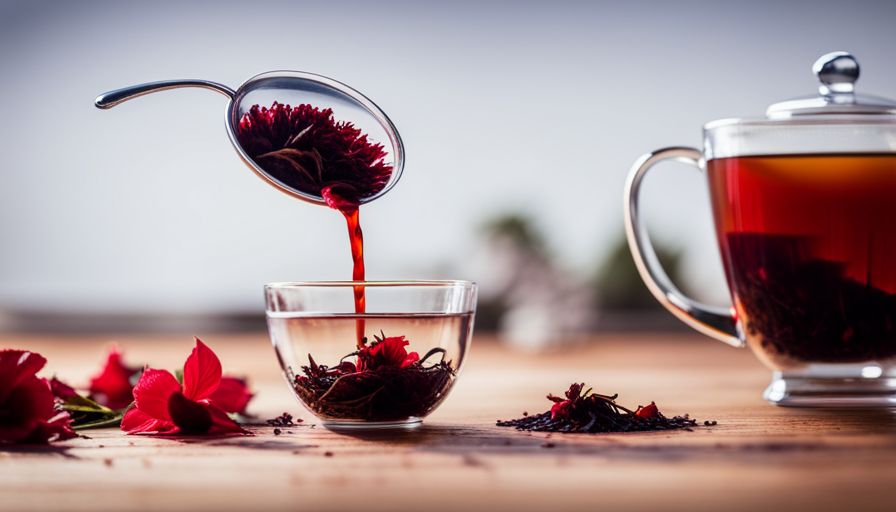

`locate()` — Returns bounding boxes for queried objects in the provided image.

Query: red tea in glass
[624,52,896,406]
[708,154,896,367]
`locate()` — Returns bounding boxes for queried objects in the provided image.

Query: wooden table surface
[2,331,896,512]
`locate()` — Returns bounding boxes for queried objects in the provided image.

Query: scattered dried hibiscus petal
[497,383,709,434]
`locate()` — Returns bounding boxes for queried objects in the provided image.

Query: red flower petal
[358,336,414,370]
[166,393,248,435]
[16,412,77,444]
[205,402,250,435]
[565,383,585,400]
[401,352,420,368]
[0,350,47,404]
[0,352,75,445]
[634,402,659,419]
[167,391,213,433]
[88,345,140,410]
[379,336,410,365]
[182,338,222,401]
[0,376,58,443]
[121,408,175,434]
[209,376,253,416]
[48,377,78,401]
[132,368,180,423]
[550,400,571,420]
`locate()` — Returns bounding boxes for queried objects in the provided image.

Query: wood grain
[2,332,895,512]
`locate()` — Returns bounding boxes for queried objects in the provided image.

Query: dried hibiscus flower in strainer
[237,102,392,208]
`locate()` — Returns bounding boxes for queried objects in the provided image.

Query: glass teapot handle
[623,147,743,348]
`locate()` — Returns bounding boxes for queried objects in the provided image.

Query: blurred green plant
[481,213,548,259]
[475,213,546,331]
[474,215,688,333]
[593,234,684,310]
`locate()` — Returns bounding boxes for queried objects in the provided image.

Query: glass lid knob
[813,52,859,101]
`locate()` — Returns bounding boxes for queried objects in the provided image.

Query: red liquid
[708,154,896,364]
[236,102,393,350]
[339,205,367,348]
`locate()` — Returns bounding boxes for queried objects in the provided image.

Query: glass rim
[265,280,477,289]
[704,116,896,131]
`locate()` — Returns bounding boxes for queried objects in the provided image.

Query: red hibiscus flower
[237,101,392,208]
[0,350,76,444]
[356,335,419,372]
[208,376,254,416]
[121,338,249,435]
[88,345,141,411]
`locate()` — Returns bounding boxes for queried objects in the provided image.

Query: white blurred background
[1,0,895,332]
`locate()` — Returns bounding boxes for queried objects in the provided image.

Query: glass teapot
[623,52,896,407]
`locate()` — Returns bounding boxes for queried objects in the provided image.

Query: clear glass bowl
[265,281,477,428]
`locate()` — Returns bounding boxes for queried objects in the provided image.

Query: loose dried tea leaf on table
[497,383,711,434]
[266,412,301,427]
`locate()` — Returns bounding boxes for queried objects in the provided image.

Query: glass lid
[704,52,896,159]
[766,52,896,118]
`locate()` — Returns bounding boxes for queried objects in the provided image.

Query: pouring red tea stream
[236,101,384,347]
[237,101,461,422]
